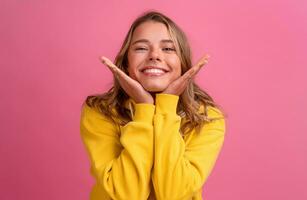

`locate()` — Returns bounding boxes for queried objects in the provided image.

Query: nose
[148,48,161,62]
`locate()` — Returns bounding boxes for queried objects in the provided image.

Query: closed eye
[135,47,147,51]
[163,48,176,51]
[135,47,176,52]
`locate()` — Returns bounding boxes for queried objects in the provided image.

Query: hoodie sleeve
[80,102,155,200]
[152,93,226,200]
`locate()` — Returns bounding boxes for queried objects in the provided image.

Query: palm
[162,54,210,95]
[100,56,154,104]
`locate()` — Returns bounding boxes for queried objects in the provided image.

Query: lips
[140,66,169,77]
[140,66,169,72]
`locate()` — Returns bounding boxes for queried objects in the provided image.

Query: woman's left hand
[162,54,210,95]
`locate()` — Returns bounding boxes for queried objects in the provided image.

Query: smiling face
[127,21,182,92]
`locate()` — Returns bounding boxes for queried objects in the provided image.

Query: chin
[142,83,167,92]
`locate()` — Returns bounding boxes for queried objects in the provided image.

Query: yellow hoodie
[80,93,225,200]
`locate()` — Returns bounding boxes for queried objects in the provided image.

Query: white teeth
[143,69,165,74]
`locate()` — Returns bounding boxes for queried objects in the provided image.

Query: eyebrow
[131,39,174,45]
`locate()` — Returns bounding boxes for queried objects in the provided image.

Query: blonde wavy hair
[84,10,226,136]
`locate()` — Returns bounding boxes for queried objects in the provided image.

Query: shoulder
[198,103,224,118]
[80,102,117,129]
[81,102,102,119]
[199,104,226,131]
[80,102,120,138]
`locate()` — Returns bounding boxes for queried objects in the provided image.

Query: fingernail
[101,57,106,63]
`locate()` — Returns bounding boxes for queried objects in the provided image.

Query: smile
[141,68,168,76]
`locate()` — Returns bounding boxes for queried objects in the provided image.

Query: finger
[185,68,196,80]
[100,56,128,80]
[100,56,118,73]
[183,54,210,79]
[100,56,139,89]
[163,54,210,95]
[196,54,210,68]
[181,66,198,81]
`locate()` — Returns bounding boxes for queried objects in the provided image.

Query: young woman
[80,10,226,200]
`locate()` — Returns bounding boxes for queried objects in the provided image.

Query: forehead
[131,21,172,42]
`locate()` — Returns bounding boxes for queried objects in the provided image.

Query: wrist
[135,98,154,105]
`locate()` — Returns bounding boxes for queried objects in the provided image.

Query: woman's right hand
[100,56,154,104]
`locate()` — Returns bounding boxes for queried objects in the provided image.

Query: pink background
[1,0,306,199]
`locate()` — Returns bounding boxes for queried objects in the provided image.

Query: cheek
[127,67,134,79]
[127,53,140,79]
[168,57,182,77]
[128,50,147,64]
